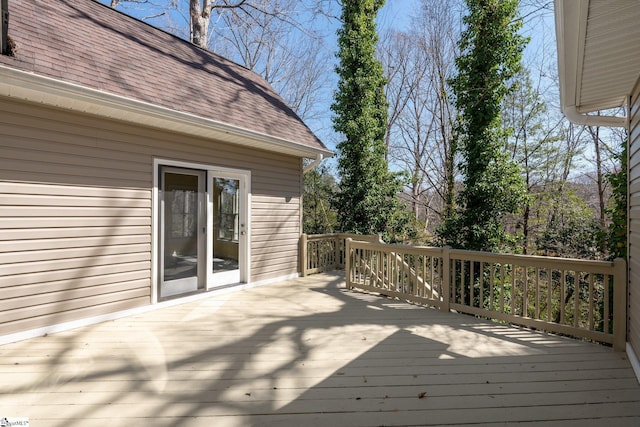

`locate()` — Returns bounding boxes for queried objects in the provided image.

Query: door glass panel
[161,170,203,297]
[213,178,239,274]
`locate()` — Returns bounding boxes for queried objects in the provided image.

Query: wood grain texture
[1,272,638,426]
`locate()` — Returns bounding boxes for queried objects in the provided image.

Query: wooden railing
[300,233,382,276]
[345,238,627,350]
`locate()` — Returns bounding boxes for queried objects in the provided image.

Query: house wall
[0,98,302,337]
[629,75,640,359]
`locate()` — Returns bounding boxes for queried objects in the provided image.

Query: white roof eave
[554,0,627,128]
[0,64,333,159]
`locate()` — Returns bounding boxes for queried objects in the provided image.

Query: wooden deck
[1,271,640,426]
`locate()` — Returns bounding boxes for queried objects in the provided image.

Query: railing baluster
[589,273,595,331]
[560,270,566,324]
[547,269,552,322]
[420,254,426,298]
[500,264,505,313]
[403,252,408,294]
[443,247,450,310]
[470,260,475,307]
[435,256,439,299]
[461,260,466,306]
[479,262,484,309]
[534,268,540,319]
[605,273,611,334]
[511,264,516,315]
[523,265,528,318]
[455,259,459,305]
[574,271,580,328]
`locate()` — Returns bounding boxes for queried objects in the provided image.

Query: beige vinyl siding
[629,76,640,358]
[0,98,302,337]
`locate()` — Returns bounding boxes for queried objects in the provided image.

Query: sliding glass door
[208,173,248,288]
[159,167,206,298]
[157,163,249,299]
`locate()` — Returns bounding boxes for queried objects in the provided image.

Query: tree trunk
[444,131,456,218]
[590,126,607,255]
[190,0,211,49]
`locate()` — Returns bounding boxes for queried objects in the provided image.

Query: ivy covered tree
[439,0,527,252]
[606,139,627,260]
[331,0,411,241]
[303,163,337,234]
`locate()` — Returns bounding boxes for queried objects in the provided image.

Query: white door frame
[158,166,206,298]
[153,158,251,303]
[207,170,250,290]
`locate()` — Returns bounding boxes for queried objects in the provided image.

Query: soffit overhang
[555,0,640,126]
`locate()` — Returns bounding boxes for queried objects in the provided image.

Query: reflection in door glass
[213,178,239,273]
[164,173,199,282]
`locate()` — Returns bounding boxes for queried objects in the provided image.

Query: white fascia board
[555,0,577,114]
[0,64,333,159]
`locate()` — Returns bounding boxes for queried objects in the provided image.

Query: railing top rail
[347,239,617,273]
[306,233,383,243]
[339,233,383,243]
[305,233,341,240]
[448,248,615,272]
[347,239,443,255]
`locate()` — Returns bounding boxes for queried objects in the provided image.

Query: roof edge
[554,0,627,128]
[0,64,333,159]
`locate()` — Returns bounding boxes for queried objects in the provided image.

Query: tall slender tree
[331,0,410,240]
[439,0,527,252]
[606,138,627,260]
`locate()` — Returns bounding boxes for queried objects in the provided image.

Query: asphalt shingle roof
[0,0,328,154]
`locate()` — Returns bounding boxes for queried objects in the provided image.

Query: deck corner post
[345,238,353,289]
[441,246,451,312]
[300,233,308,277]
[613,257,627,351]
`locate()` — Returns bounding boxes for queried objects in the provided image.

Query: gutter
[563,105,627,128]
[303,153,324,173]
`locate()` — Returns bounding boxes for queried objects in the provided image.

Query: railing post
[335,235,341,269]
[441,246,451,312]
[613,257,627,351]
[345,238,353,289]
[300,233,308,277]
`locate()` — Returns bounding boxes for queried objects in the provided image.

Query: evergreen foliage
[303,163,337,234]
[439,0,528,252]
[606,139,628,260]
[331,0,411,241]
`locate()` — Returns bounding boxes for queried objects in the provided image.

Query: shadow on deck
[1,271,639,426]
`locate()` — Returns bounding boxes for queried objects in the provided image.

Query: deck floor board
[1,271,639,426]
